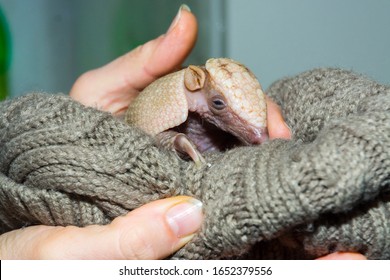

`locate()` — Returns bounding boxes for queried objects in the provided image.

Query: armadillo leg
[155,131,205,166]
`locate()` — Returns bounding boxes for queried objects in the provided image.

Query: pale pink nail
[166,198,203,238]
[167,4,191,33]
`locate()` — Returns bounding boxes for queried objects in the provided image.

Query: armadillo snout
[240,127,268,145]
[253,128,269,144]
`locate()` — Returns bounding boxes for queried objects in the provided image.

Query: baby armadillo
[125,58,268,165]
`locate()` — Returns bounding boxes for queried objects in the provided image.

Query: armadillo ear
[184,65,206,91]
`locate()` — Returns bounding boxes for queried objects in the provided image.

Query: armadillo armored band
[0,68,389,259]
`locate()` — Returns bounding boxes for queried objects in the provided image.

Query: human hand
[316,252,367,260]
[70,5,197,116]
[0,196,203,259]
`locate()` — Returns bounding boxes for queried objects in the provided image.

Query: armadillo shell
[125,70,188,136]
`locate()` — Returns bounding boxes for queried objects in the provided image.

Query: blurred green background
[0,6,10,100]
[0,0,389,99]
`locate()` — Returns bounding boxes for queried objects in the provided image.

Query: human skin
[0,5,364,260]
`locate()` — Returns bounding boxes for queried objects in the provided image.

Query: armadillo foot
[156,131,205,166]
[173,134,206,167]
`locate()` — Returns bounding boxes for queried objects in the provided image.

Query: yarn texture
[0,68,389,259]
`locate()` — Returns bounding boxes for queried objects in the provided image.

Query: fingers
[265,96,292,140]
[0,196,203,260]
[316,252,367,260]
[70,5,197,114]
[128,4,198,88]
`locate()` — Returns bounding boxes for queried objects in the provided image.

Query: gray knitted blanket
[0,68,389,259]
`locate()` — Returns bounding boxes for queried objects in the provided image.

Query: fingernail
[167,4,191,33]
[166,198,203,238]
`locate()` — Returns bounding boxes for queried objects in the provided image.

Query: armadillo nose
[251,127,269,144]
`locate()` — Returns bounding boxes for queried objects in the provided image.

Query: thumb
[70,5,197,113]
[0,196,203,259]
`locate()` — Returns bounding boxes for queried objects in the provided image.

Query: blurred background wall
[227,0,390,90]
[0,0,389,99]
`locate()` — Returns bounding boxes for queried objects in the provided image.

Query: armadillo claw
[155,131,206,167]
[174,134,206,167]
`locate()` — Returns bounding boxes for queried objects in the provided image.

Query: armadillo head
[184,58,268,145]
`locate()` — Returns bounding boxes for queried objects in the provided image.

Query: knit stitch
[0,68,389,259]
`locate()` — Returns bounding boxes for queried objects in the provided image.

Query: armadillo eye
[211,98,226,110]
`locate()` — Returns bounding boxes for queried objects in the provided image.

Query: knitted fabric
[0,68,389,259]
